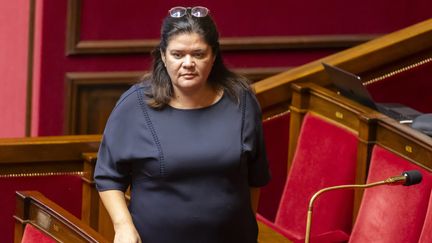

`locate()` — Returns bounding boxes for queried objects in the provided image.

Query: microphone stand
[304,175,406,243]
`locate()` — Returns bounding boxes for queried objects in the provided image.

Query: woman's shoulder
[113,82,150,110]
[239,87,263,120]
[241,87,260,107]
[103,83,152,132]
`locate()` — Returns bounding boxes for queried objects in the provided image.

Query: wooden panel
[81,153,99,228]
[375,118,432,171]
[25,0,36,136]
[81,152,114,241]
[81,153,114,241]
[64,72,141,135]
[65,0,374,55]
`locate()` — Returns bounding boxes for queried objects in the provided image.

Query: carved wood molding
[65,0,377,55]
[64,71,144,134]
[26,0,36,136]
[235,67,289,82]
[219,35,377,51]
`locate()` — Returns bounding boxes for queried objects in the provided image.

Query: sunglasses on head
[168,6,209,18]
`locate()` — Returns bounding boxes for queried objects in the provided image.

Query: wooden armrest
[14,191,108,243]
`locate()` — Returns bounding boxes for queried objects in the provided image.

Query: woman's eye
[193,53,205,59]
[171,53,182,59]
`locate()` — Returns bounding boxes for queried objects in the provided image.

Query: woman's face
[161,32,215,94]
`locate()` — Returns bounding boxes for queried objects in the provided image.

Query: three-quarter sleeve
[95,134,131,192]
[243,90,271,187]
[94,85,153,192]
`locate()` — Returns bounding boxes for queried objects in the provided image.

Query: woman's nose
[182,55,195,68]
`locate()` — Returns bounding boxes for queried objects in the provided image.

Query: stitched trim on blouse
[135,85,166,177]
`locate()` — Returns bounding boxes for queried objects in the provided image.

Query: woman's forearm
[99,190,134,229]
[99,190,141,243]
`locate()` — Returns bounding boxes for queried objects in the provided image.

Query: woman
[94,6,270,243]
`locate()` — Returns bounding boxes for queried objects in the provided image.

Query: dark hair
[142,9,250,109]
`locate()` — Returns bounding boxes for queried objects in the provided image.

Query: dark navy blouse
[94,83,270,243]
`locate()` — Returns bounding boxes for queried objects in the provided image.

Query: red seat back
[275,112,358,241]
[349,145,432,243]
[419,190,432,243]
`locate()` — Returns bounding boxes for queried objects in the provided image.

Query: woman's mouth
[181,73,196,79]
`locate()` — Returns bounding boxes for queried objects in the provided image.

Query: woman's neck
[169,86,223,109]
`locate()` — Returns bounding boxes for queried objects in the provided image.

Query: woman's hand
[113,223,142,243]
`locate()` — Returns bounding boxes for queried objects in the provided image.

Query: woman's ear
[160,49,166,67]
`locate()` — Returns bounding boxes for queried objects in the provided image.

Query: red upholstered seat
[419,191,432,243]
[349,145,432,243]
[258,112,358,242]
[258,112,290,221]
[1,175,82,243]
[21,224,56,243]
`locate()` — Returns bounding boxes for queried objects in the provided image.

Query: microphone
[304,170,422,243]
[400,170,422,185]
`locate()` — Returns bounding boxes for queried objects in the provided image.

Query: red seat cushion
[349,145,432,243]
[21,224,56,243]
[273,112,358,241]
